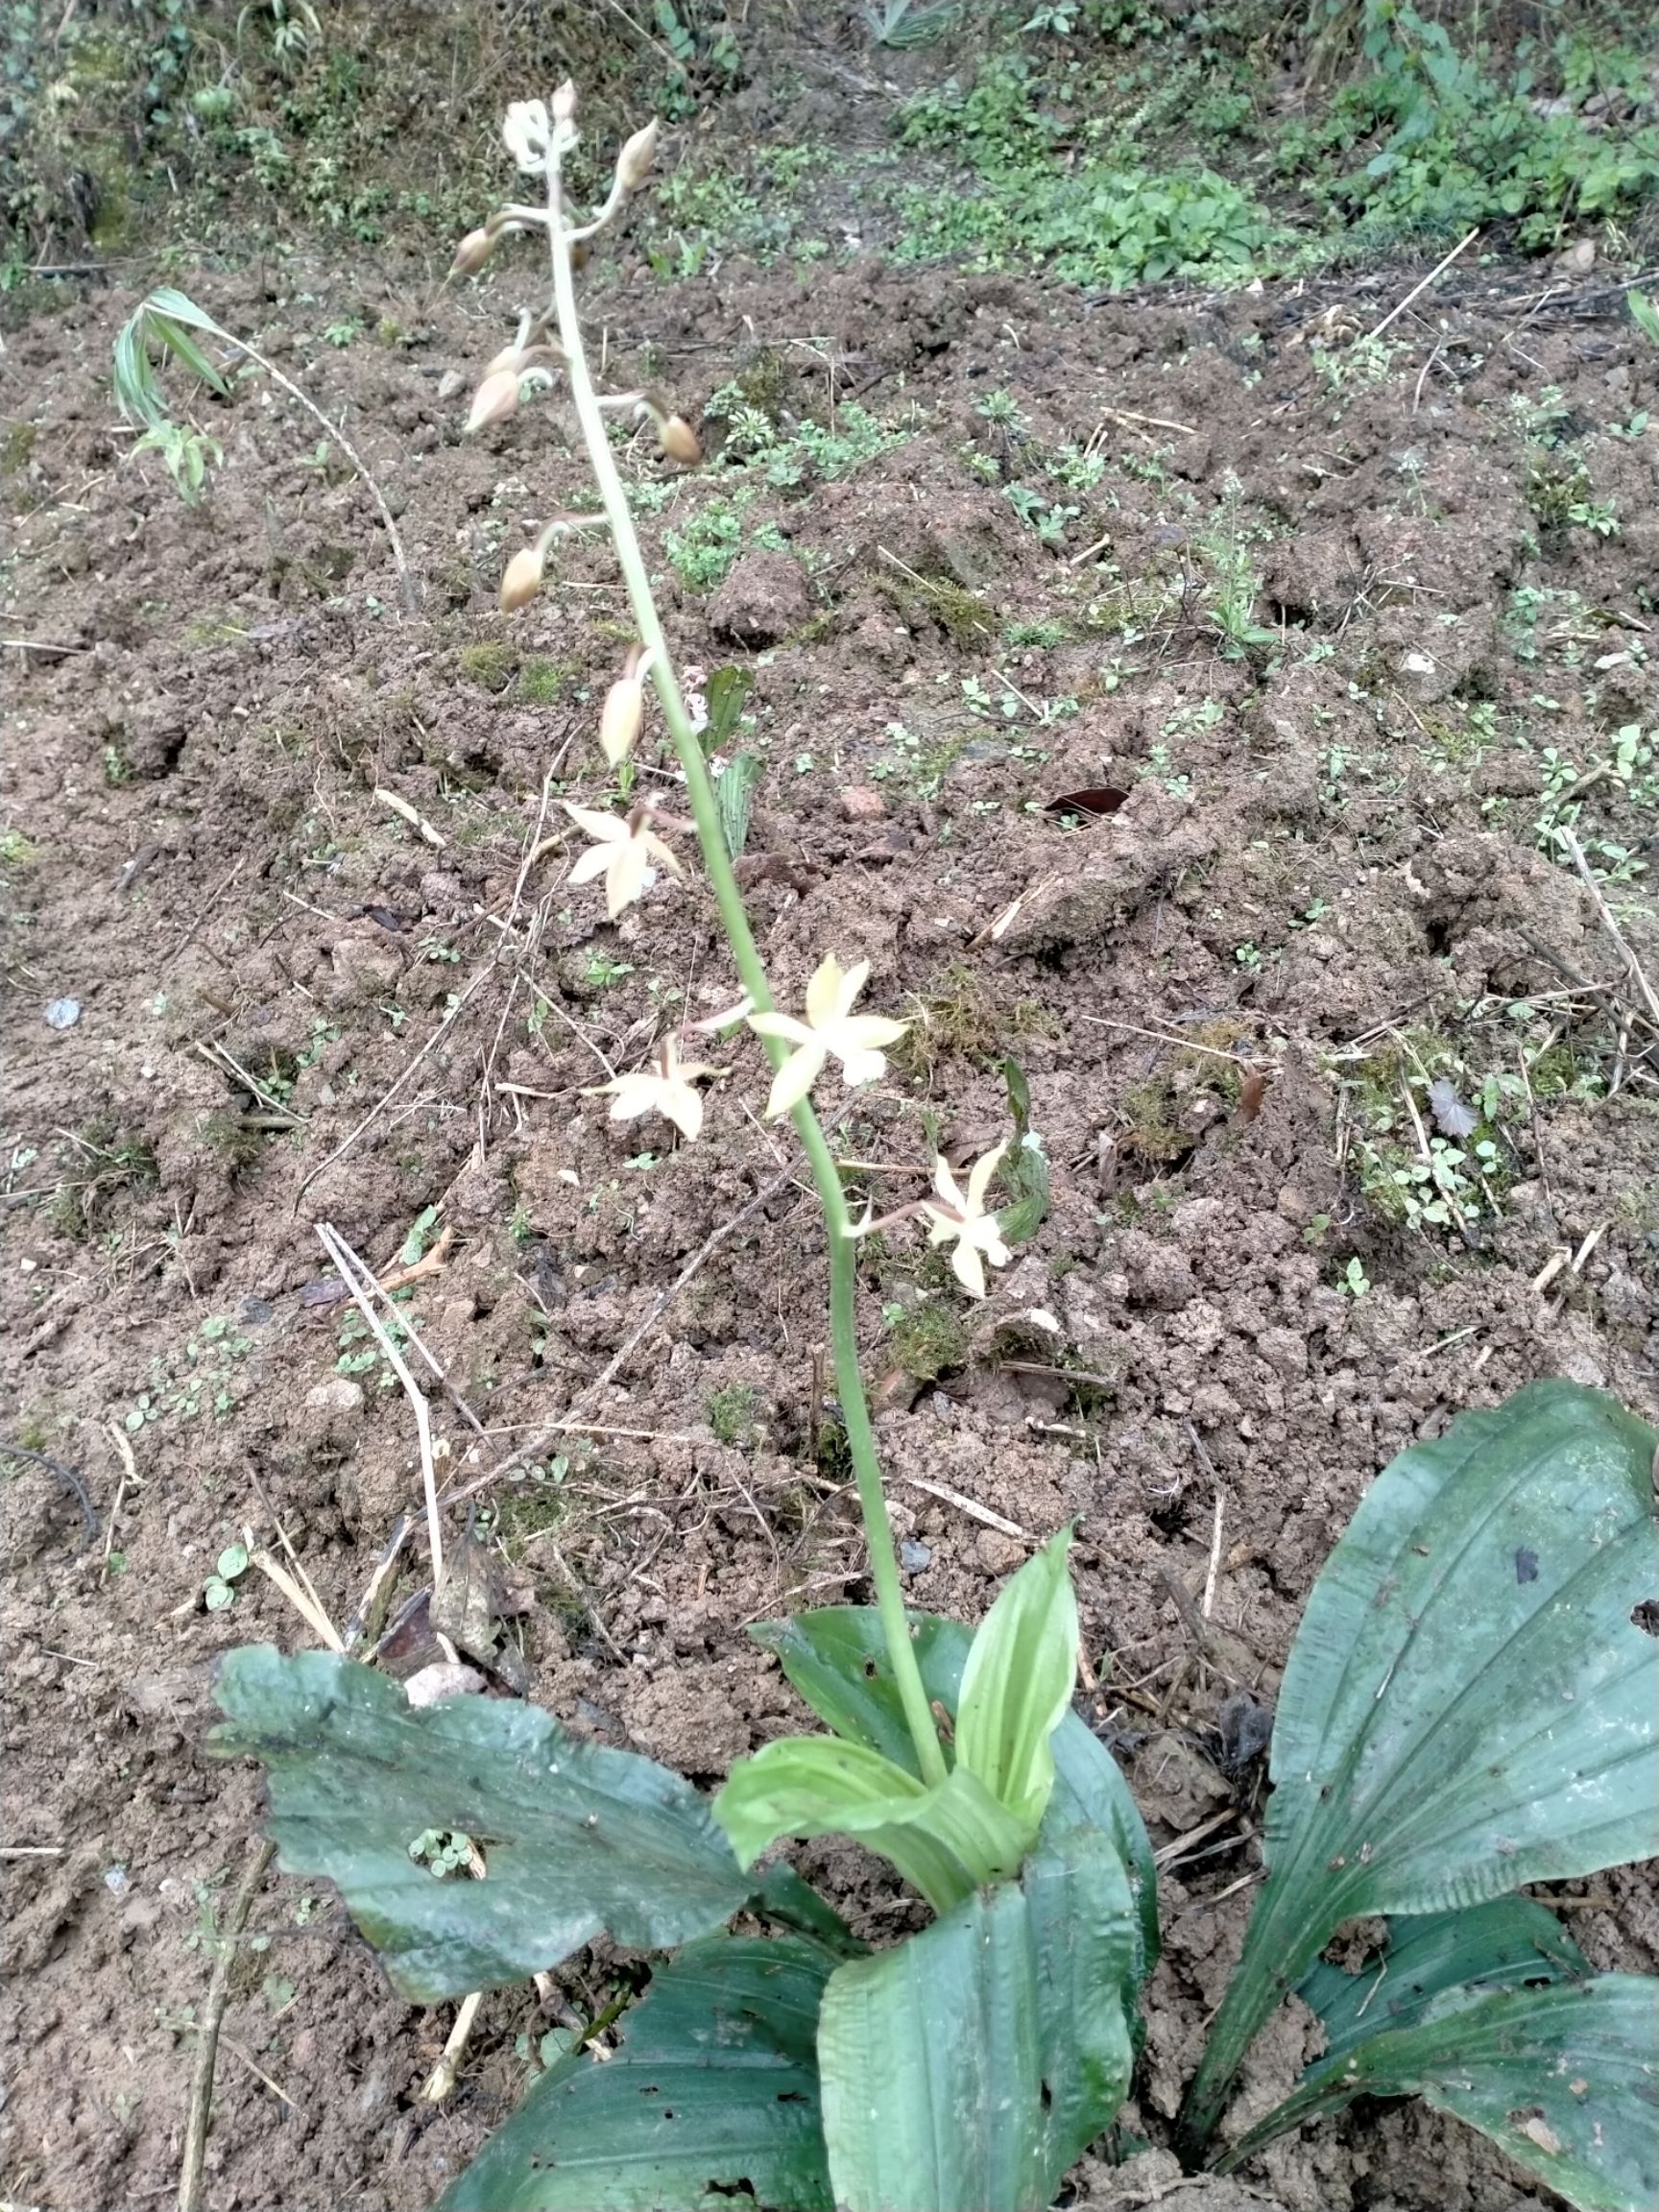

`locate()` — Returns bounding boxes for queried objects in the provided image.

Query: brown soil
[4,214,1658,2212]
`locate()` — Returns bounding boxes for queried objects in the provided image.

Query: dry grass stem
[178,1839,276,2212]
[317,1222,445,1586]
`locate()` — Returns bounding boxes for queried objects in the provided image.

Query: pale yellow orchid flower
[564,802,684,920]
[924,1142,1010,1299]
[748,954,906,1119]
[585,1036,722,1142]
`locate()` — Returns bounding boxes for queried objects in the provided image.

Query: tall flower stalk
[470,87,948,1788]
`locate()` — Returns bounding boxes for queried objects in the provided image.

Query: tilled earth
[3,226,1658,2211]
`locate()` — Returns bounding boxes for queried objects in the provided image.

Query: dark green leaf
[753,1607,1159,1985]
[753,1861,864,1956]
[1179,1381,1659,2156]
[704,664,753,748]
[817,1824,1135,2212]
[1305,1897,1592,2066]
[1228,1911,1657,2212]
[1001,1054,1032,1136]
[440,1935,834,2212]
[713,750,760,859]
[955,1527,1076,1831]
[209,1648,749,2002]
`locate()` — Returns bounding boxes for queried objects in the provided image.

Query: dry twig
[179,1839,277,2212]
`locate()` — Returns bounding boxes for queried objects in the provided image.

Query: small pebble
[900,1540,932,1573]
[305,1378,366,1417]
[44,998,81,1030]
[839,785,887,822]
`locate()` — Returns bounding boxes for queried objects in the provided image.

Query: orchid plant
[204,84,1659,2212]
[445,80,1054,1813]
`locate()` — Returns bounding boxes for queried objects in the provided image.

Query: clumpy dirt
[4,204,1659,2212]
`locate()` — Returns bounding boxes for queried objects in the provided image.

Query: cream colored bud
[552,79,577,123]
[499,544,545,613]
[484,341,529,378]
[615,119,660,195]
[467,367,521,433]
[659,414,701,467]
[599,676,644,766]
[449,227,495,278]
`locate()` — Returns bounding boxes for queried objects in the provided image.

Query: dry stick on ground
[0,1440,97,1551]
[317,1223,445,1586]
[1556,824,1659,1033]
[179,1839,277,2212]
[1363,225,1481,344]
[422,1989,485,2104]
[244,1465,347,1649]
[101,1421,142,1578]
[1075,1012,1262,1065]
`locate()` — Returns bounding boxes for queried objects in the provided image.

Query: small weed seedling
[206,80,1659,2212]
[203,1543,251,1612]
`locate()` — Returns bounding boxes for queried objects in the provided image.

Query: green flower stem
[544,147,947,1791]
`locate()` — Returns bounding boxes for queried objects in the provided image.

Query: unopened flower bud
[552,79,577,124]
[659,414,701,466]
[500,544,545,613]
[484,341,529,378]
[600,676,644,765]
[615,119,660,195]
[467,367,521,433]
[449,227,495,278]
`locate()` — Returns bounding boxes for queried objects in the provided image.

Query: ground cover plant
[201,84,1659,2212]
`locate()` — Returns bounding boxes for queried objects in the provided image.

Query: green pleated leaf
[209,1648,750,2003]
[713,1736,1029,1914]
[1305,1896,1593,2063]
[955,1527,1077,1831]
[1225,1904,1658,2212]
[113,287,231,426]
[439,1934,835,2212]
[752,1606,1159,1986]
[817,1824,1136,2212]
[1179,1380,1659,2158]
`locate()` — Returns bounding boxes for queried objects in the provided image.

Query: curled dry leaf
[1042,786,1130,820]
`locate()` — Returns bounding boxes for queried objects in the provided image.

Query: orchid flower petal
[765,1043,828,1119]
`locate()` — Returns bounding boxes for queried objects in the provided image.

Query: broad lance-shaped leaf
[752,1606,1160,1990]
[209,1648,750,2003]
[440,1934,835,2212]
[817,1823,1136,2212]
[714,1736,1030,1915]
[1222,1904,1657,2212]
[955,1526,1077,1833]
[1225,1895,1590,2154]
[1179,1380,1659,2157]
